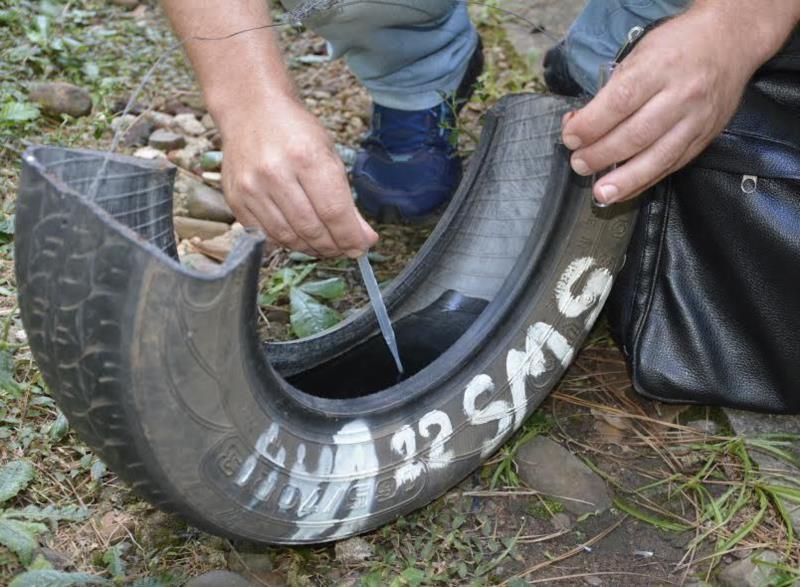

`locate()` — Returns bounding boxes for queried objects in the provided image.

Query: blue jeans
[283,0,691,109]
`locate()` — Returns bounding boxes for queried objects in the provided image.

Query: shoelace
[365,102,456,155]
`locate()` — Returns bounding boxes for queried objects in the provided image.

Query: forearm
[688,0,800,69]
[161,0,297,132]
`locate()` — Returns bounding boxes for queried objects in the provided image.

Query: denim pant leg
[565,0,692,94]
[281,0,478,110]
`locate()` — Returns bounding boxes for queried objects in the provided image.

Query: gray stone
[335,537,374,563]
[201,150,224,171]
[583,576,603,586]
[174,216,231,241]
[500,0,585,76]
[29,82,92,118]
[185,571,255,587]
[515,437,612,515]
[148,111,174,129]
[717,550,781,587]
[188,183,235,223]
[227,551,273,574]
[725,410,800,532]
[133,146,166,160]
[122,116,155,147]
[180,253,221,274]
[551,512,573,531]
[148,129,186,151]
[201,112,217,130]
[173,112,206,136]
[686,419,719,435]
[170,136,213,170]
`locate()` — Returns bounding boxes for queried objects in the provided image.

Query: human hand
[561,5,777,205]
[219,96,378,258]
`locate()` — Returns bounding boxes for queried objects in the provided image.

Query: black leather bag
[607,30,800,414]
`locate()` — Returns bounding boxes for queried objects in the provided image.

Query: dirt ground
[1,2,798,586]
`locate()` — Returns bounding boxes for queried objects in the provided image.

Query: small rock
[551,512,573,531]
[111,114,136,133]
[14,329,27,342]
[189,224,245,262]
[185,571,254,587]
[173,112,206,136]
[130,4,148,18]
[201,151,224,171]
[133,146,166,160]
[95,510,136,544]
[228,551,273,574]
[162,97,199,116]
[148,111,174,129]
[188,183,234,223]
[266,308,290,324]
[686,419,719,435]
[169,136,212,170]
[591,408,630,431]
[202,171,222,188]
[181,93,207,112]
[334,143,357,167]
[174,216,231,241]
[583,576,603,586]
[717,550,781,587]
[515,437,612,515]
[181,253,221,274]
[149,129,186,151]
[122,116,155,147]
[335,537,374,563]
[29,82,92,118]
[201,112,217,130]
[37,547,71,570]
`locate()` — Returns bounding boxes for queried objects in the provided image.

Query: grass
[1,1,800,586]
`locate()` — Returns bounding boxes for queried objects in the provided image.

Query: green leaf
[0,518,47,565]
[10,570,110,587]
[400,567,426,587]
[90,460,107,482]
[29,553,54,570]
[612,497,689,532]
[0,460,35,503]
[0,101,40,123]
[299,277,346,300]
[288,251,317,262]
[0,349,22,395]
[7,504,90,523]
[102,544,125,578]
[289,287,342,338]
[48,412,69,442]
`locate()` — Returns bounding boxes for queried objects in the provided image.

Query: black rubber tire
[15,93,637,544]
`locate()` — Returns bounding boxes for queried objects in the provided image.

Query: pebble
[583,576,603,586]
[201,150,224,171]
[94,510,136,544]
[551,512,573,531]
[189,224,244,262]
[185,571,255,587]
[173,112,206,136]
[180,253,221,274]
[148,111,174,129]
[174,216,231,241]
[133,146,166,160]
[148,129,186,151]
[188,183,234,223]
[122,116,155,147]
[29,82,92,118]
[686,419,719,435]
[201,112,216,130]
[202,171,222,188]
[169,136,212,170]
[515,437,612,515]
[111,114,136,133]
[334,537,374,563]
[717,550,781,587]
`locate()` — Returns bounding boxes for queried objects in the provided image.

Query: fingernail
[563,134,582,150]
[597,184,619,203]
[561,111,576,128]
[571,158,591,176]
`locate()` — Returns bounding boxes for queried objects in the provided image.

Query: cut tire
[16,93,638,544]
